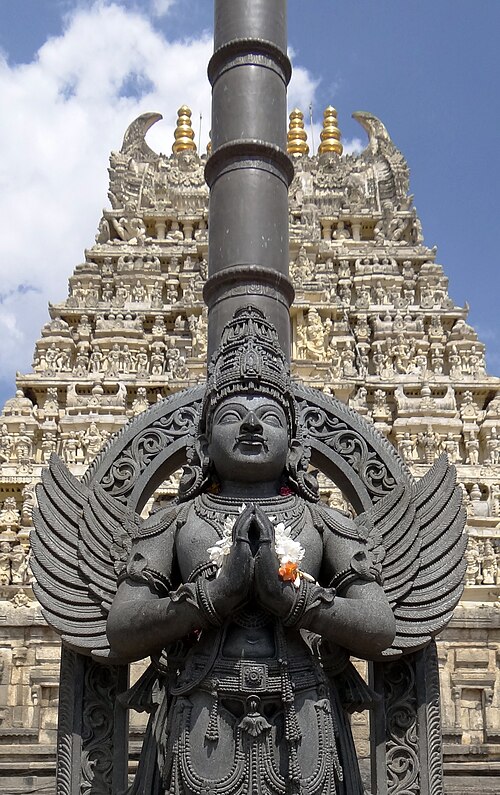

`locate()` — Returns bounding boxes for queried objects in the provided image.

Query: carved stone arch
[83,384,411,516]
[294,385,412,512]
[83,386,203,512]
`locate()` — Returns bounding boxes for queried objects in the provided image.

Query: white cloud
[0,2,213,396]
[344,137,364,155]
[287,58,321,155]
[288,63,320,112]
[150,0,177,18]
[0,1,322,405]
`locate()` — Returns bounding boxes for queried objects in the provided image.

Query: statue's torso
[160,495,349,794]
[175,493,323,661]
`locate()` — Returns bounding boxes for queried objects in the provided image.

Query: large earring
[286,439,320,503]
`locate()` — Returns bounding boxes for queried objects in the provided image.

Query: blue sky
[0,0,499,408]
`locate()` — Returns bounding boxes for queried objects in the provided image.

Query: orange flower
[278,561,299,582]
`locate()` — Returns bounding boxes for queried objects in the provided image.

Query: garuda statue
[32,306,466,795]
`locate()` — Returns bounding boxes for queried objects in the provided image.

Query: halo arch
[84,384,412,515]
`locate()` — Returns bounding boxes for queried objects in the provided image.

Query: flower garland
[207,506,314,589]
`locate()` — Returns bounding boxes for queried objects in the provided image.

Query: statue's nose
[241,411,262,434]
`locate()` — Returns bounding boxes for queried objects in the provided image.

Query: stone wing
[360,454,467,658]
[31,454,133,660]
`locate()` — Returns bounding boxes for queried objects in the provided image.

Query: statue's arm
[254,504,395,660]
[107,504,255,662]
[299,564,396,659]
[298,512,396,658]
[107,579,207,662]
[106,518,203,661]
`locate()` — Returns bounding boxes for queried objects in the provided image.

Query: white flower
[207,537,232,570]
[208,504,246,574]
[207,506,311,590]
[274,521,305,568]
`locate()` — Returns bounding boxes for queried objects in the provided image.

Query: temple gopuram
[0,105,499,794]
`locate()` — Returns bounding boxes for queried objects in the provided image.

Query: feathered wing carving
[33,449,466,662]
[356,454,467,658]
[31,454,134,660]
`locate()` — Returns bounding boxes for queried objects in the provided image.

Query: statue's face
[208,394,288,484]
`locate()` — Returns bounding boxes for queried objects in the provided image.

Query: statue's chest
[175,497,323,581]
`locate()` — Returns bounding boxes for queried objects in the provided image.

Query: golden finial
[172,105,197,154]
[318,106,343,156]
[287,108,309,157]
[206,131,212,156]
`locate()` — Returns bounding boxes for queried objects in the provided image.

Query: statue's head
[207,393,289,486]
[178,306,319,502]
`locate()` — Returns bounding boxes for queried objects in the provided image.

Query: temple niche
[0,104,498,793]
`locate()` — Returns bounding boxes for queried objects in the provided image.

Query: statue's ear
[178,431,211,502]
[286,438,305,474]
[195,433,210,475]
[286,438,320,503]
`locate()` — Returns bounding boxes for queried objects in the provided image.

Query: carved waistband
[186,655,323,698]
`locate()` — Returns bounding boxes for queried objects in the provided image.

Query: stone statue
[30,3,466,791]
[32,307,466,795]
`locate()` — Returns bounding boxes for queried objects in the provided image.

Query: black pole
[204,0,294,360]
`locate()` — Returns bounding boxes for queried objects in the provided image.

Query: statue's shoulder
[308,501,363,543]
[123,502,188,591]
[133,501,186,541]
[310,501,384,590]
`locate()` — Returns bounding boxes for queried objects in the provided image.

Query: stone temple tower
[0,105,499,793]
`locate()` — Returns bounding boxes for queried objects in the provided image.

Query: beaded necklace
[195,492,306,539]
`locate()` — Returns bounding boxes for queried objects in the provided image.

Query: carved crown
[202,306,295,432]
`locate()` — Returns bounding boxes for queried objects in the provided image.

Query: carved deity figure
[340,343,357,378]
[0,424,13,463]
[465,432,480,466]
[132,280,147,303]
[0,497,20,536]
[486,427,500,466]
[189,314,208,359]
[418,425,441,465]
[89,345,103,374]
[150,281,164,309]
[130,387,150,417]
[465,538,480,586]
[442,432,460,464]
[0,542,13,585]
[15,423,33,463]
[21,484,36,528]
[33,308,466,795]
[481,539,497,585]
[398,432,416,463]
[81,422,108,463]
[10,542,28,585]
[350,386,368,415]
[63,436,79,465]
[305,308,326,360]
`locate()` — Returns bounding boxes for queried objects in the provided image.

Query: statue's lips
[234,435,268,453]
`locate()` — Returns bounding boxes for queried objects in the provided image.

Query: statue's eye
[260,410,284,427]
[216,409,242,424]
